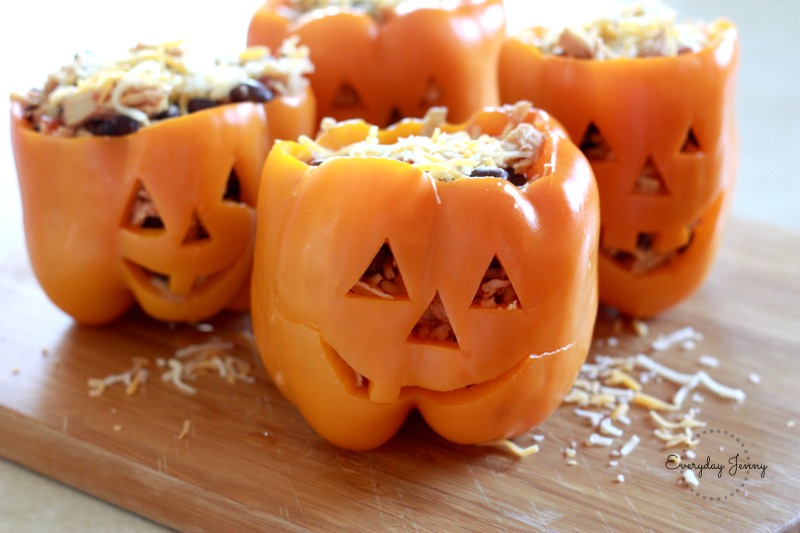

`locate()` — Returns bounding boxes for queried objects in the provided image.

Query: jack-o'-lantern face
[251,106,600,449]
[247,0,506,126]
[281,162,587,403]
[12,96,316,325]
[498,21,739,317]
[117,107,265,322]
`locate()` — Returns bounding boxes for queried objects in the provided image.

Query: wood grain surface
[1,217,798,532]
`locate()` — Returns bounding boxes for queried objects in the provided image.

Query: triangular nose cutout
[407,292,458,346]
[680,127,702,154]
[632,157,669,196]
[182,212,211,244]
[579,122,616,161]
[348,241,408,300]
[472,256,521,310]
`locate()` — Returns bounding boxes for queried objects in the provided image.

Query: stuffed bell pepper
[247,0,506,127]
[11,38,316,325]
[251,101,599,450]
[498,3,739,317]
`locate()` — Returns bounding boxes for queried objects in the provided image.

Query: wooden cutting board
[1,217,799,532]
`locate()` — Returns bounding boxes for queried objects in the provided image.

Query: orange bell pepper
[251,103,599,450]
[247,0,506,127]
[498,20,739,318]
[11,90,315,325]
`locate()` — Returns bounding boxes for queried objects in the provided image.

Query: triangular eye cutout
[471,256,521,310]
[332,81,362,109]
[223,169,241,202]
[680,127,702,154]
[632,157,669,196]
[182,212,211,244]
[348,241,408,299]
[407,291,458,345]
[125,181,164,229]
[579,122,616,161]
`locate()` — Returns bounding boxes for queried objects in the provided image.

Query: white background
[0,0,797,530]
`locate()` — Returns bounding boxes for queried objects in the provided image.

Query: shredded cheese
[479,439,540,457]
[618,434,641,456]
[302,102,543,183]
[18,37,313,136]
[683,470,700,487]
[178,419,192,440]
[89,338,255,398]
[88,358,150,397]
[520,1,716,60]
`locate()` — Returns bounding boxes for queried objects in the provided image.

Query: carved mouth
[319,335,575,407]
[321,339,513,402]
[122,259,227,297]
[600,225,697,275]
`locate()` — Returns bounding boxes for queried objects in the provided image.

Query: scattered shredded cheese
[479,439,540,457]
[88,357,150,397]
[698,354,720,368]
[683,470,700,487]
[159,339,255,394]
[619,434,641,456]
[651,327,704,352]
[585,433,615,447]
[178,419,192,440]
[89,338,254,398]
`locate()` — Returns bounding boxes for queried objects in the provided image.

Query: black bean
[229,82,274,104]
[154,104,181,120]
[84,115,142,136]
[187,98,219,113]
[470,166,508,179]
[507,172,528,187]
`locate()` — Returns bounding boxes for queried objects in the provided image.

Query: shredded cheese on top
[18,37,313,136]
[278,0,446,21]
[302,102,543,183]
[520,1,716,60]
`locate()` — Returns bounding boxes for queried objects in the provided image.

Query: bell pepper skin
[247,0,506,127]
[498,21,739,318]
[11,88,316,325]
[251,104,599,450]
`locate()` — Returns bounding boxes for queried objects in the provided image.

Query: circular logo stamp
[664,428,768,502]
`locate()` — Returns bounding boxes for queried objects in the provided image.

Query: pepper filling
[349,244,520,344]
[277,0,448,23]
[303,102,543,184]
[14,37,313,137]
[521,1,718,59]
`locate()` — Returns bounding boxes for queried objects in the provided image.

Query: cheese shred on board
[87,338,255,397]
[302,102,543,183]
[485,322,746,490]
